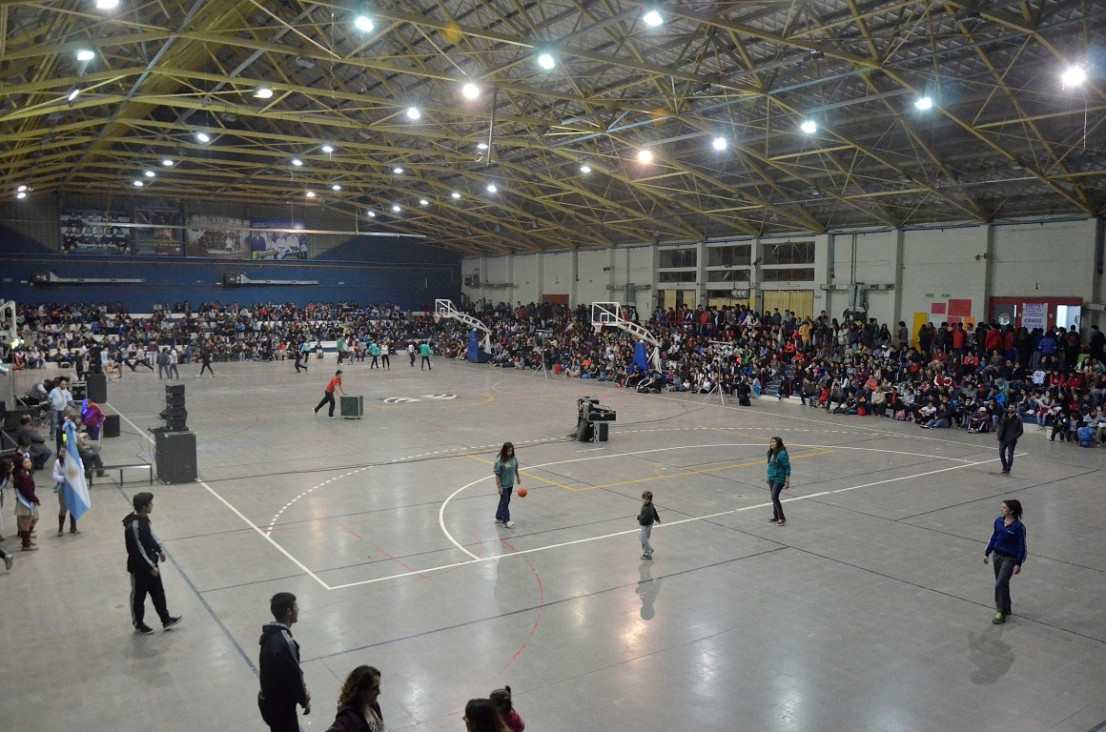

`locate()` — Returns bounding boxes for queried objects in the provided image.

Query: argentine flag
[62,421,91,521]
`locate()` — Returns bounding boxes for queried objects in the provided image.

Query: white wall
[901,227,989,323]
[461,217,1103,327]
[991,219,1096,297]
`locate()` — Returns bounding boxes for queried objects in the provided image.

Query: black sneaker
[163,616,182,630]
[135,624,155,635]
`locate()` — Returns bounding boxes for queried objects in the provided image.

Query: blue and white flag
[62,421,91,521]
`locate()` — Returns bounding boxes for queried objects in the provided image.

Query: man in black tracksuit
[258,592,310,732]
[123,491,181,634]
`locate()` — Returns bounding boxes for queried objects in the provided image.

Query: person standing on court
[123,491,182,634]
[494,442,520,528]
[638,490,661,560]
[408,342,416,367]
[258,592,311,732]
[766,436,791,526]
[420,341,432,370]
[314,369,344,418]
[198,347,215,377]
[984,499,1027,624]
[996,403,1024,476]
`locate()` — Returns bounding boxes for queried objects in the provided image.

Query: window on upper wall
[706,269,750,285]
[760,268,815,282]
[658,270,697,283]
[658,247,697,268]
[761,241,814,265]
[706,245,751,267]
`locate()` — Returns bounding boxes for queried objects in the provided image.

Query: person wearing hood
[258,592,311,731]
[123,491,181,634]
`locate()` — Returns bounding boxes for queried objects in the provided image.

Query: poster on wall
[248,218,308,260]
[1022,302,1048,331]
[60,210,133,254]
[185,215,250,258]
[133,204,182,257]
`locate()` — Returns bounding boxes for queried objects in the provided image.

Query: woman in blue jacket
[984,499,1027,624]
[766,436,791,526]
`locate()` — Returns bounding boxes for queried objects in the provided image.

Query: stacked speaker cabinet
[155,430,197,484]
[161,384,188,431]
[85,373,108,403]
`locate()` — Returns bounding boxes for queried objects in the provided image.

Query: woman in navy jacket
[984,499,1027,624]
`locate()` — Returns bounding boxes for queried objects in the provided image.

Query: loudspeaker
[102,414,120,438]
[86,373,108,403]
[71,382,87,401]
[162,384,187,430]
[596,422,609,442]
[340,395,363,419]
[155,430,197,484]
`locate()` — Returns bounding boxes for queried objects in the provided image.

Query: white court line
[339,451,1009,591]
[110,407,332,590]
[435,442,987,573]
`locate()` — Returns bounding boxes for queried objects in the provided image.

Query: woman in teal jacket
[766,436,791,526]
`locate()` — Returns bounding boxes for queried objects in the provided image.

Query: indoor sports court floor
[3,357,1105,732]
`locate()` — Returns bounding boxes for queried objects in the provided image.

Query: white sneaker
[505,521,514,528]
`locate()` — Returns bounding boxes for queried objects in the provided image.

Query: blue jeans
[640,524,653,556]
[495,486,513,523]
[999,441,1016,471]
[769,480,786,521]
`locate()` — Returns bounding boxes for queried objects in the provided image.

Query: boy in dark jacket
[258,592,311,732]
[638,490,661,560]
[123,491,181,634]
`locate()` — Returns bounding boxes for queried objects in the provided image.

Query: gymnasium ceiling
[2,1,1105,255]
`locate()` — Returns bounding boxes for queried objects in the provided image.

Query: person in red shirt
[313,370,345,419]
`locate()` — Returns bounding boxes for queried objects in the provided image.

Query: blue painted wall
[0,224,461,311]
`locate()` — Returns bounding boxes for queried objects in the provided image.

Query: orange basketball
[517,486,528,498]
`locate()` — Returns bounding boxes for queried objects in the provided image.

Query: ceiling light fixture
[75,49,95,62]
[486,183,498,193]
[451,191,461,199]
[321,144,334,154]
[161,159,174,167]
[643,9,663,27]
[800,119,817,134]
[392,204,402,213]
[133,180,144,187]
[476,142,488,151]
[194,131,211,143]
[366,210,376,218]
[305,191,316,199]
[354,15,374,32]
[253,86,274,99]
[144,170,156,178]
[712,136,728,151]
[419,199,429,206]
[17,185,28,192]
[637,149,654,164]
[331,184,342,191]
[291,158,303,167]
[96,0,120,8]
[406,106,421,120]
[537,52,556,71]
[16,191,27,200]
[462,82,480,100]
[67,87,82,102]
[579,164,592,174]
[914,95,934,110]
[1061,65,1087,87]
[393,166,404,175]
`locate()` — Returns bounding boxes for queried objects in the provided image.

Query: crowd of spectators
[6,299,1106,445]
